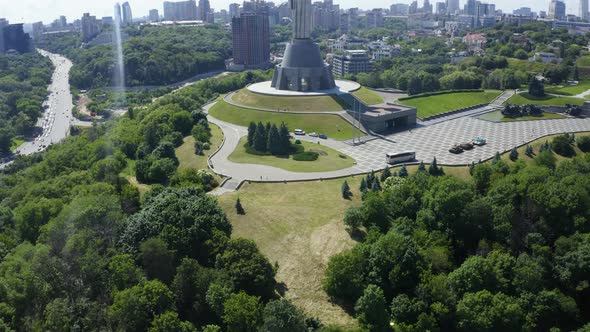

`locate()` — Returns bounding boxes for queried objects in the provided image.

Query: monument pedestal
[271,39,335,92]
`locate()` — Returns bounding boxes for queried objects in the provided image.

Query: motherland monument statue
[271,0,336,92]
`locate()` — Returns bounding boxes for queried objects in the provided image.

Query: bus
[386,151,416,164]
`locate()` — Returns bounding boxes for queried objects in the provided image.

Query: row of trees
[327,147,590,331]
[247,122,291,155]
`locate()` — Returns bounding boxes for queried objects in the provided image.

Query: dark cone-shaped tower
[271,0,335,92]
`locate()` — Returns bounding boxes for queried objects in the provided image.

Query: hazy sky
[0,0,584,24]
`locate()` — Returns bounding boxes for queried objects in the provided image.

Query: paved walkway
[204,99,590,190]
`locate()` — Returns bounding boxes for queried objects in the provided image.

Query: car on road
[294,129,306,135]
[472,137,487,146]
[319,133,327,139]
[459,142,474,150]
[308,132,319,137]
[449,145,463,154]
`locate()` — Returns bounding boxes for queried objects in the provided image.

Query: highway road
[13,50,75,157]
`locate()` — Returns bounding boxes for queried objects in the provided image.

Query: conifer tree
[428,157,439,176]
[380,167,391,182]
[418,161,426,172]
[360,178,368,193]
[469,161,475,176]
[279,122,291,154]
[509,147,519,161]
[235,198,245,215]
[254,122,267,152]
[247,122,256,147]
[399,164,409,178]
[267,124,281,155]
[341,181,351,199]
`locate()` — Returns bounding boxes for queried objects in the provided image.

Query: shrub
[552,134,576,157]
[577,136,590,152]
[398,89,484,101]
[293,152,319,161]
[203,142,211,150]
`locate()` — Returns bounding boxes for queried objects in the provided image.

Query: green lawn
[399,91,502,118]
[352,87,384,105]
[208,100,363,140]
[477,110,566,122]
[10,138,24,151]
[507,58,555,72]
[231,89,346,112]
[176,123,224,180]
[545,81,590,96]
[506,93,584,106]
[229,137,355,172]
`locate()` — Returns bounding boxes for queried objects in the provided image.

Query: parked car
[472,137,487,146]
[319,133,327,139]
[459,142,474,150]
[449,145,463,154]
[308,132,319,137]
[294,129,306,135]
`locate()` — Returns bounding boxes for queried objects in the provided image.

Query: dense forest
[0,71,318,332]
[0,53,53,153]
[325,149,590,331]
[345,22,587,95]
[40,25,231,89]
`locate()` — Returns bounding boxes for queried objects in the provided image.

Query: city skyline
[0,0,585,24]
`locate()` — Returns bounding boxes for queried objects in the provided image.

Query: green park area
[176,123,224,179]
[399,90,502,118]
[506,93,584,106]
[231,89,347,112]
[229,137,355,172]
[507,58,555,73]
[545,81,590,96]
[478,110,566,122]
[216,131,590,326]
[208,100,364,140]
[352,87,384,105]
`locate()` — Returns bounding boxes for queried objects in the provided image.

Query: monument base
[271,39,336,92]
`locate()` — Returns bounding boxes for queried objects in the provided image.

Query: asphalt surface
[14,50,75,157]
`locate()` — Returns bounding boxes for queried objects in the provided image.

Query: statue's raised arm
[291,0,312,39]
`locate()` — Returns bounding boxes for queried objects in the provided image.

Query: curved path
[204,102,366,184]
[205,98,590,188]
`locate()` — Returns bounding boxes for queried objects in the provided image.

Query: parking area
[339,115,590,172]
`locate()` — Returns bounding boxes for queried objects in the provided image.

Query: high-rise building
[163,1,198,21]
[340,13,349,34]
[232,12,270,69]
[348,8,359,27]
[366,8,383,28]
[465,0,476,16]
[31,22,44,39]
[149,9,159,22]
[436,2,447,15]
[390,4,409,15]
[409,1,419,14]
[229,3,241,18]
[59,16,67,27]
[199,0,213,23]
[580,0,589,21]
[549,0,566,20]
[1,23,34,54]
[445,0,459,14]
[423,0,433,14]
[0,19,7,53]
[122,2,133,25]
[81,13,99,42]
[102,16,114,25]
[513,7,532,16]
[115,3,122,24]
